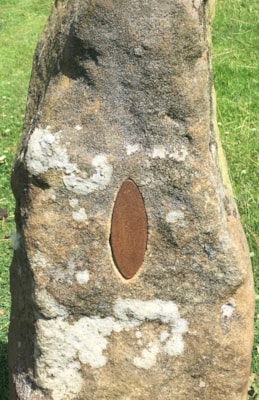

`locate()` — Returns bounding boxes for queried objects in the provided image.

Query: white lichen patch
[63,154,113,195]
[166,210,185,224]
[92,154,113,186]
[35,316,122,399]
[168,146,188,162]
[35,318,84,400]
[221,300,236,320]
[35,298,188,399]
[150,145,167,159]
[148,144,188,161]
[124,142,188,162]
[113,299,179,324]
[72,208,87,222]
[30,252,48,272]
[114,299,188,369]
[25,128,78,175]
[25,128,113,196]
[69,198,79,208]
[126,143,142,155]
[75,270,90,285]
[35,289,68,318]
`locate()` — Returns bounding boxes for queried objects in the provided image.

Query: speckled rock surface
[9,0,254,399]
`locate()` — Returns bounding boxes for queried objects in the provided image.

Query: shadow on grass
[0,342,8,400]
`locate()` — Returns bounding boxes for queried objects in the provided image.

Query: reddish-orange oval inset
[110,179,148,280]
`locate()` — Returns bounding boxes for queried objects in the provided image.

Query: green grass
[0,0,258,398]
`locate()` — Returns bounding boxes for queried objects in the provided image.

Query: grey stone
[9,0,254,399]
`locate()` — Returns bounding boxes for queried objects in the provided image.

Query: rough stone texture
[9,0,254,399]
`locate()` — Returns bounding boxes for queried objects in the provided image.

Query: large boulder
[9,0,254,399]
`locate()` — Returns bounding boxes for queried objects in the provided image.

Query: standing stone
[9,1,254,399]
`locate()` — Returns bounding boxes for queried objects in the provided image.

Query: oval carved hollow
[110,180,147,280]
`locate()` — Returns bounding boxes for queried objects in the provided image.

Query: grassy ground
[0,0,258,398]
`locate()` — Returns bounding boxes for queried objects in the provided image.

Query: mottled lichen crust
[35,299,188,399]
[9,0,254,399]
